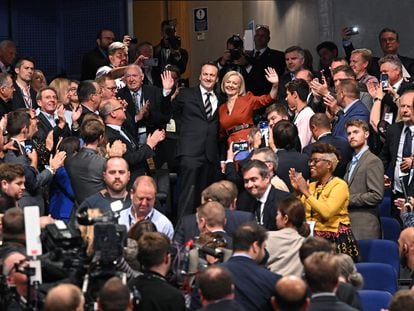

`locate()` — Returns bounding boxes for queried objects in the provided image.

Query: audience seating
[380,217,401,243]
[358,290,392,311]
[356,263,398,294]
[357,239,400,275]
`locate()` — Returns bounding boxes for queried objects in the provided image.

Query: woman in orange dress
[219,67,279,146]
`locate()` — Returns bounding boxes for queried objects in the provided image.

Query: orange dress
[219,92,272,145]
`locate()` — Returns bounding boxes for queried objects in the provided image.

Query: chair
[356,263,398,294]
[380,217,401,242]
[378,195,392,218]
[357,239,400,275]
[358,290,392,311]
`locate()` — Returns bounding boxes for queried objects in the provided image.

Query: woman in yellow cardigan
[289,142,359,261]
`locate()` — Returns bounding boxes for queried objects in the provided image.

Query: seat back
[380,217,401,242]
[356,263,398,294]
[358,290,392,311]
[357,239,400,275]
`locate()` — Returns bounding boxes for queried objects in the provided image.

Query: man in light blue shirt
[118,175,174,239]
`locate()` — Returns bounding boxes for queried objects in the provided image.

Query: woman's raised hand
[265,67,279,85]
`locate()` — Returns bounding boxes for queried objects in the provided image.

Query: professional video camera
[227,35,245,63]
[164,19,181,50]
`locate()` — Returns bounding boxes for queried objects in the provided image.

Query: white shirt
[293,106,315,150]
[200,85,218,115]
[256,185,272,225]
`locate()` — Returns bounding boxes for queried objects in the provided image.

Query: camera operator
[216,35,251,88]
[154,19,189,75]
[128,232,186,311]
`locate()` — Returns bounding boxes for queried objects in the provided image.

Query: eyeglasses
[106,86,118,92]
[308,158,331,165]
[68,87,77,93]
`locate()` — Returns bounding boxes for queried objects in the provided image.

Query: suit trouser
[176,155,220,220]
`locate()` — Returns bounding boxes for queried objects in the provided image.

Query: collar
[41,111,56,120]
[106,124,122,132]
[16,79,30,92]
[130,88,142,95]
[231,253,253,260]
[353,145,369,160]
[311,292,336,298]
[343,99,359,114]
[317,131,332,140]
[392,78,404,91]
[254,47,267,55]
[258,184,272,203]
[403,124,414,135]
[200,85,214,96]
[130,205,155,222]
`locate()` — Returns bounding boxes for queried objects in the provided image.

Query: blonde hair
[221,71,246,96]
[49,78,70,104]
[336,253,364,289]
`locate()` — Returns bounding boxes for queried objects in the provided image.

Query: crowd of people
[1,19,414,310]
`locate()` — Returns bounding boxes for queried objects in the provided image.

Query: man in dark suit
[304,252,358,311]
[278,46,305,104]
[331,79,369,140]
[117,64,170,146]
[174,180,254,246]
[245,26,285,96]
[344,120,383,240]
[163,62,223,218]
[100,98,165,188]
[12,57,37,111]
[198,265,243,311]
[0,40,16,74]
[271,275,310,311]
[240,160,291,231]
[80,29,114,80]
[272,120,309,192]
[304,113,352,178]
[342,27,414,78]
[221,222,281,311]
[379,88,414,221]
[35,87,71,143]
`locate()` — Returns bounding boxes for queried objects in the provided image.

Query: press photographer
[154,19,189,75]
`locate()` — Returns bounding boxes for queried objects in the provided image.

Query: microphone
[180,239,194,275]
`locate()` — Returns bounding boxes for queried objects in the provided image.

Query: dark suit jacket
[303,133,352,178]
[245,47,285,95]
[118,85,170,138]
[36,112,71,144]
[276,149,310,192]
[221,256,281,311]
[236,186,292,231]
[172,86,222,162]
[198,299,244,311]
[80,46,109,80]
[174,209,255,245]
[332,100,369,140]
[105,125,154,186]
[11,81,37,111]
[308,294,358,311]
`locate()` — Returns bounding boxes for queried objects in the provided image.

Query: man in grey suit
[344,119,384,240]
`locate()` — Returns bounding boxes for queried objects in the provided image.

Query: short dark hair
[299,236,335,263]
[2,207,25,235]
[332,65,356,79]
[98,277,130,311]
[389,289,414,311]
[285,79,310,102]
[96,28,114,40]
[304,252,339,293]
[6,110,30,136]
[309,113,331,130]
[285,46,305,58]
[137,232,170,269]
[15,56,35,69]
[232,222,267,252]
[241,159,269,179]
[265,103,288,119]
[0,163,25,183]
[80,118,104,144]
[127,219,157,241]
[57,137,80,156]
[36,86,57,101]
[310,142,341,162]
[77,80,97,103]
[316,41,338,55]
[198,266,234,301]
[379,27,399,42]
[272,120,301,151]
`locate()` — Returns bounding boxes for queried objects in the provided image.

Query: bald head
[399,227,414,270]
[45,284,84,311]
[272,276,309,311]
